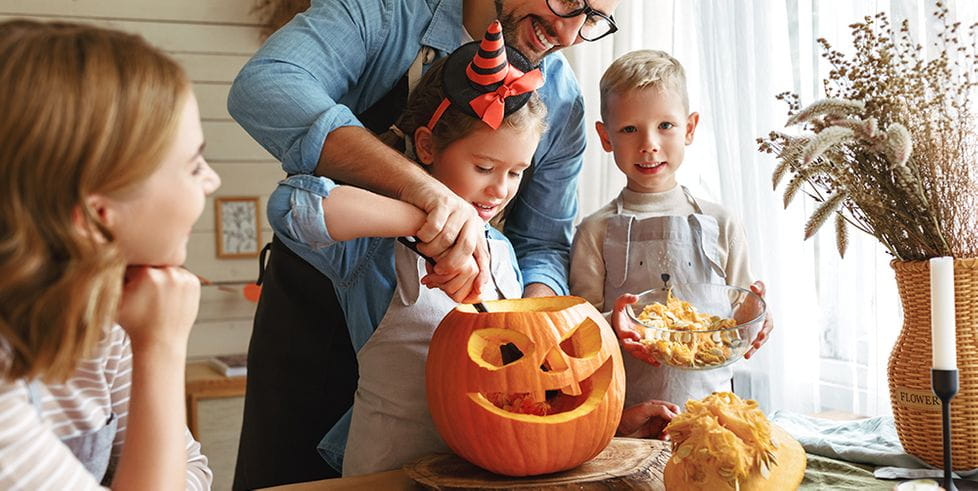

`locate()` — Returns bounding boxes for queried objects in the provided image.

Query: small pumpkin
[663,392,806,491]
[426,296,625,476]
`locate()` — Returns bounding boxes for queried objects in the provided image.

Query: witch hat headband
[426,20,545,131]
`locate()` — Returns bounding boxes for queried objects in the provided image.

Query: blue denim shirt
[268,175,522,471]
[228,0,586,296]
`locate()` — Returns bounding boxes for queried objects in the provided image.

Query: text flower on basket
[757,4,978,260]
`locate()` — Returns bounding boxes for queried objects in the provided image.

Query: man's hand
[742,280,774,360]
[616,400,681,439]
[401,179,489,302]
[611,294,660,366]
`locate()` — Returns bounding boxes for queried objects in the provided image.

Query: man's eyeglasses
[546,0,618,42]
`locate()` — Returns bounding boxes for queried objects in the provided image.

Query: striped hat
[465,20,509,86]
[427,20,544,131]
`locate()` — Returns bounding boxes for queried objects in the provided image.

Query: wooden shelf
[185,361,246,438]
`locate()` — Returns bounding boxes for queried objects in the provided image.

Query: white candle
[930,257,957,370]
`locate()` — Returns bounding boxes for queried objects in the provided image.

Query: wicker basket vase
[888,258,978,470]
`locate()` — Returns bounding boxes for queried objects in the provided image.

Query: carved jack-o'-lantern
[426,296,625,477]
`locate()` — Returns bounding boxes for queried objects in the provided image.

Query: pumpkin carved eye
[558,318,603,359]
[467,328,535,369]
[538,318,604,377]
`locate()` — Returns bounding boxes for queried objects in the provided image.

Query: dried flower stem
[758,4,978,260]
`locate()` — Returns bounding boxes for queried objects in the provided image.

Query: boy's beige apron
[28,381,118,483]
[601,187,732,407]
[342,237,522,476]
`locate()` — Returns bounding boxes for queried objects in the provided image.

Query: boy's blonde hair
[599,49,689,120]
[0,20,189,382]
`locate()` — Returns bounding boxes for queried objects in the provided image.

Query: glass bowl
[624,283,766,370]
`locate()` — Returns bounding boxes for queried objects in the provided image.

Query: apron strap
[25,380,42,412]
[407,46,436,95]
[486,234,522,300]
[604,214,635,288]
[688,214,726,279]
[396,46,435,161]
[394,240,425,306]
[680,185,704,214]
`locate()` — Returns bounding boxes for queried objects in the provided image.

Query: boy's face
[596,87,699,194]
[417,124,540,222]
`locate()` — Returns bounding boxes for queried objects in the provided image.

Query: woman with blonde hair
[0,20,218,489]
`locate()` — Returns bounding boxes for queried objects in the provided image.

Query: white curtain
[565,0,976,416]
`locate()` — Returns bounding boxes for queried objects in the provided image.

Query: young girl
[0,21,219,489]
[266,22,547,476]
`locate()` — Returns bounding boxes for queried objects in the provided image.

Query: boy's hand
[612,294,660,366]
[743,280,774,359]
[616,400,681,439]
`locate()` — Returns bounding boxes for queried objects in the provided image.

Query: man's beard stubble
[493,0,548,65]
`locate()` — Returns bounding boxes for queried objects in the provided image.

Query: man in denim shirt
[228,1,620,488]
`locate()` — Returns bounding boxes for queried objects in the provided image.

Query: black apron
[232,75,408,490]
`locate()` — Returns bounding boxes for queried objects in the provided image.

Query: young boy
[570,50,770,408]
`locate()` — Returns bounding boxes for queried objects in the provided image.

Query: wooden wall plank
[0,15,262,54]
[211,162,283,193]
[203,121,275,161]
[173,53,252,83]
[185,230,268,283]
[197,285,258,323]
[0,1,262,25]
[194,162,283,233]
[194,83,233,121]
[187,320,254,359]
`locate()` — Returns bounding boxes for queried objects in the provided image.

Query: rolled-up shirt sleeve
[268,175,353,279]
[227,0,389,175]
[269,174,340,241]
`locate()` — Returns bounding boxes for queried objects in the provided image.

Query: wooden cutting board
[403,438,671,490]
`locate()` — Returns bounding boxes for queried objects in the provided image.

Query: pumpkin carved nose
[539,348,582,396]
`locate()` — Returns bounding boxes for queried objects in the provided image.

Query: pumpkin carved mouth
[471,359,614,422]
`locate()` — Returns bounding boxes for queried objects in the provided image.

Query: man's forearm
[315,125,431,200]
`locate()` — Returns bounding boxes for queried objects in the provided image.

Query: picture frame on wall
[215,197,261,258]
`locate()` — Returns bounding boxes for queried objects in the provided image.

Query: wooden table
[260,412,879,490]
[262,438,670,490]
[261,470,417,491]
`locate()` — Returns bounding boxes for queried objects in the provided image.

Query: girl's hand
[617,400,681,439]
[421,256,484,303]
[116,266,200,353]
[612,294,660,366]
[743,280,774,359]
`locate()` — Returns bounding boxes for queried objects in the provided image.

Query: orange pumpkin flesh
[663,392,807,491]
[426,297,626,476]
